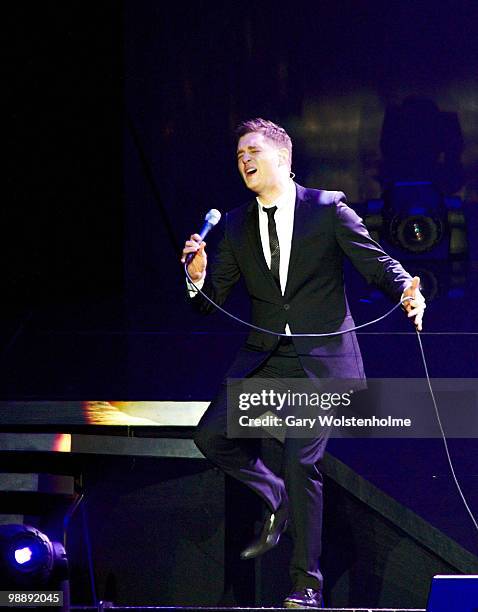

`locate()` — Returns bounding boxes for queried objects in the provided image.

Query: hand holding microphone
[181,233,207,282]
[181,209,221,282]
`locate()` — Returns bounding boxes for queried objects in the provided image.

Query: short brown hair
[235,118,292,167]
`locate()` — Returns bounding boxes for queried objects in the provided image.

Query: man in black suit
[181,118,425,608]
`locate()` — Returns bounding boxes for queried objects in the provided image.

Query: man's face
[236,132,287,194]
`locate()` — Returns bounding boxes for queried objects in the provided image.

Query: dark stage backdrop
[122,0,478,556]
[3,0,478,393]
[123,0,478,383]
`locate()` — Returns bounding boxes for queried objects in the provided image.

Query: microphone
[198,208,221,240]
[186,209,222,265]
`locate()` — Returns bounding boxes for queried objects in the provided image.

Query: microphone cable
[185,263,478,536]
[415,329,478,534]
[185,264,411,336]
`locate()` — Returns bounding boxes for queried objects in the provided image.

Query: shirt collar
[256,179,296,212]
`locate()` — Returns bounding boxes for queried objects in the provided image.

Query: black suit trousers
[194,339,332,590]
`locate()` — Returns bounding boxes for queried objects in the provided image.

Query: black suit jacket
[194,183,412,381]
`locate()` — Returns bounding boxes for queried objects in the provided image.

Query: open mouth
[245,168,257,177]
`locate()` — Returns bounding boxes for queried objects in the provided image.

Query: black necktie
[263,206,280,289]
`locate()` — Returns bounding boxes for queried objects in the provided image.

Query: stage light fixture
[365,182,467,260]
[389,212,444,253]
[0,524,68,589]
[384,182,446,255]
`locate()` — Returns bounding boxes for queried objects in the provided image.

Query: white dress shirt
[256,179,296,296]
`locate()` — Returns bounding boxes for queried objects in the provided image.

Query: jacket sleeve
[189,215,242,314]
[334,198,412,301]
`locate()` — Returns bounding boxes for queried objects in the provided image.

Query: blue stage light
[0,524,68,588]
[14,546,32,565]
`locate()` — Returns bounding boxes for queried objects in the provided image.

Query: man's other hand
[402,276,426,331]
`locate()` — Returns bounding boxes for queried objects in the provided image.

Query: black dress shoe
[239,498,289,560]
[283,587,322,608]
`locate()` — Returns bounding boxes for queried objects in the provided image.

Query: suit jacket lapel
[284,183,309,297]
